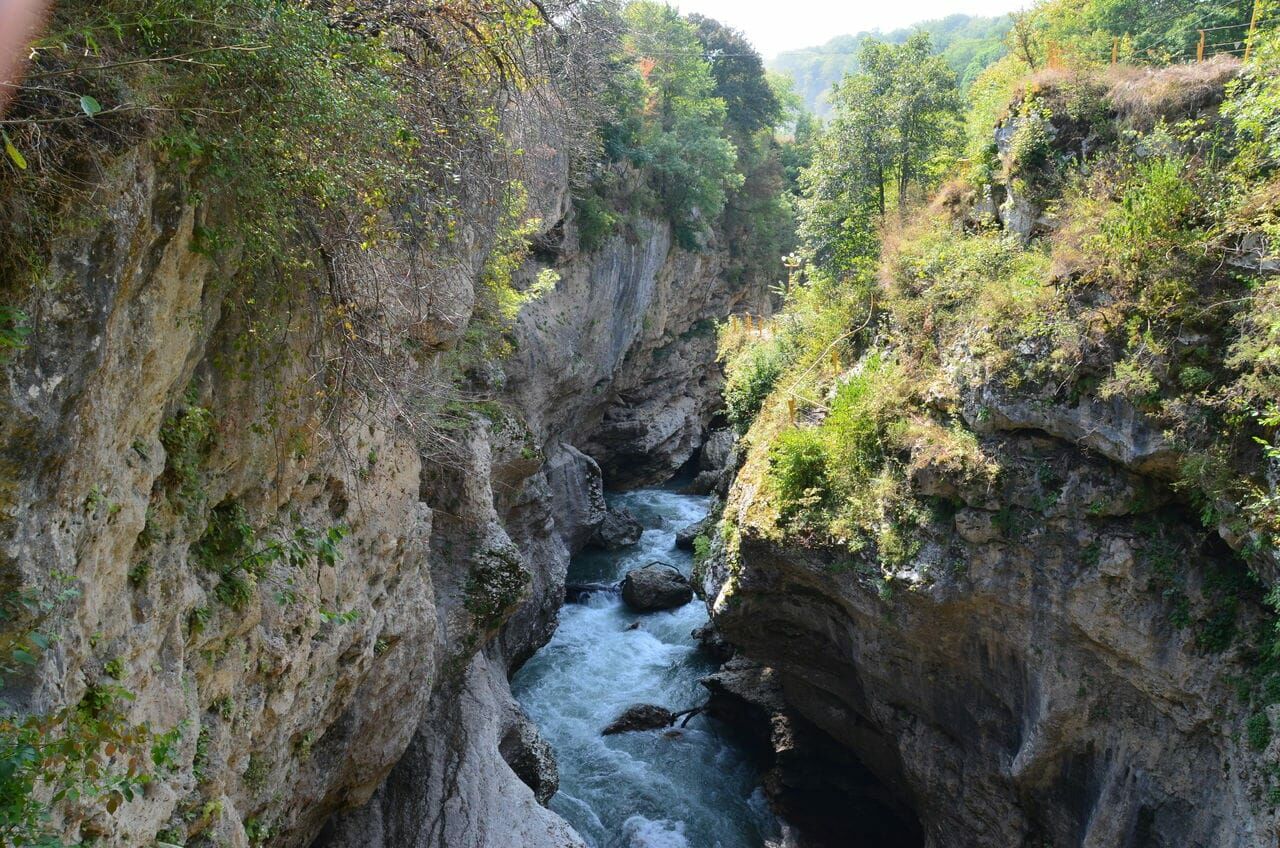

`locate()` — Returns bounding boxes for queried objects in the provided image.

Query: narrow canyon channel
[512,488,781,848]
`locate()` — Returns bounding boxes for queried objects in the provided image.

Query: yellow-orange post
[787,397,796,423]
[1245,0,1262,62]
[1046,41,1060,68]
[1197,30,1206,62]
[829,349,840,371]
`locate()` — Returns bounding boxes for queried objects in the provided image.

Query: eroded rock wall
[704,65,1278,848]
[707,416,1272,847]
[0,107,763,847]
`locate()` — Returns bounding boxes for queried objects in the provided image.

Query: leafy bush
[0,586,157,846]
[573,191,620,252]
[1248,711,1273,751]
[1096,154,1202,284]
[692,534,712,566]
[723,342,787,434]
[769,429,831,522]
[0,307,28,364]
[159,396,215,513]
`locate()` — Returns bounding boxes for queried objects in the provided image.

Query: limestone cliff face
[704,65,1278,848]
[508,210,754,489]
[0,106,763,846]
[707,413,1272,847]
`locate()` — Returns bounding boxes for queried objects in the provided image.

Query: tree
[798,33,960,271]
[610,1,742,248]
[688,14,781,137]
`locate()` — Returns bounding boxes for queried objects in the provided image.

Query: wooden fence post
[1197,29,1206,62]
[1245,0,1262,61]
[787,397,796,423]
[1112,36,1119,64]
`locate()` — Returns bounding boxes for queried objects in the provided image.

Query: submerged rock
[593,506,644,550]
[621,563,693,611]
[602,704,674,735]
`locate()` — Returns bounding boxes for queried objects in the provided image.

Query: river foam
[513,489,779,848]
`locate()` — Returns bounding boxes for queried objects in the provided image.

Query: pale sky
[671,0,1027,60]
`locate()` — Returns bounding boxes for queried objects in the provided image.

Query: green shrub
[692,534,712,566]
[724,342,787,434]
[768,428,830,521]
[243,753,268,791]
[159,394,215,513]
[823,359,894,481]
[0,307,29,363]
[574,191,619,252]
[1248,711,1272,751]
[1096,154,1201,284]
[0,675,153,845]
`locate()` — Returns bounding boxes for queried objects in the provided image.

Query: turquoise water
[512,489,779,848]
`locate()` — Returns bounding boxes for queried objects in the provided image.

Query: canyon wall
[0,109,765,847]
[704,64,1280,848]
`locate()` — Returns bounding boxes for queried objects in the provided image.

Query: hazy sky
[671,0,1027,59]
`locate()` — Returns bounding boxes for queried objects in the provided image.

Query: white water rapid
[512,488,780,848]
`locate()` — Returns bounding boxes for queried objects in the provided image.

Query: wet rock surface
[702,658,923,848]
[601,704,676,735]
[621,563,695,611]
[592,506,643,550]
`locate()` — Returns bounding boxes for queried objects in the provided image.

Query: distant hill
[770,13,1012,116]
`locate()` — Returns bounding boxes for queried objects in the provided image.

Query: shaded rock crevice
[708,420,1274,848]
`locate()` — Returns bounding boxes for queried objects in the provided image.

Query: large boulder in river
[621,563,693,611]
[602,704,674,735]
[592,506,643,550]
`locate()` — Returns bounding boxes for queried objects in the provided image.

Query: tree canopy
[798,33,961,272]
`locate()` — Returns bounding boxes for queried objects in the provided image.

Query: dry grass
[1106,56,1241,128]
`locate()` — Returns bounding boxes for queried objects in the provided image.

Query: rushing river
[512,488,780,848]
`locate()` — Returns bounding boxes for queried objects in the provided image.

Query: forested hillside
[770,13,1012,116]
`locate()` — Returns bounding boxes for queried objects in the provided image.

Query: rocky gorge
[0,89,767,848]
[700,56,1280,848]
[3,2,1280,848]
